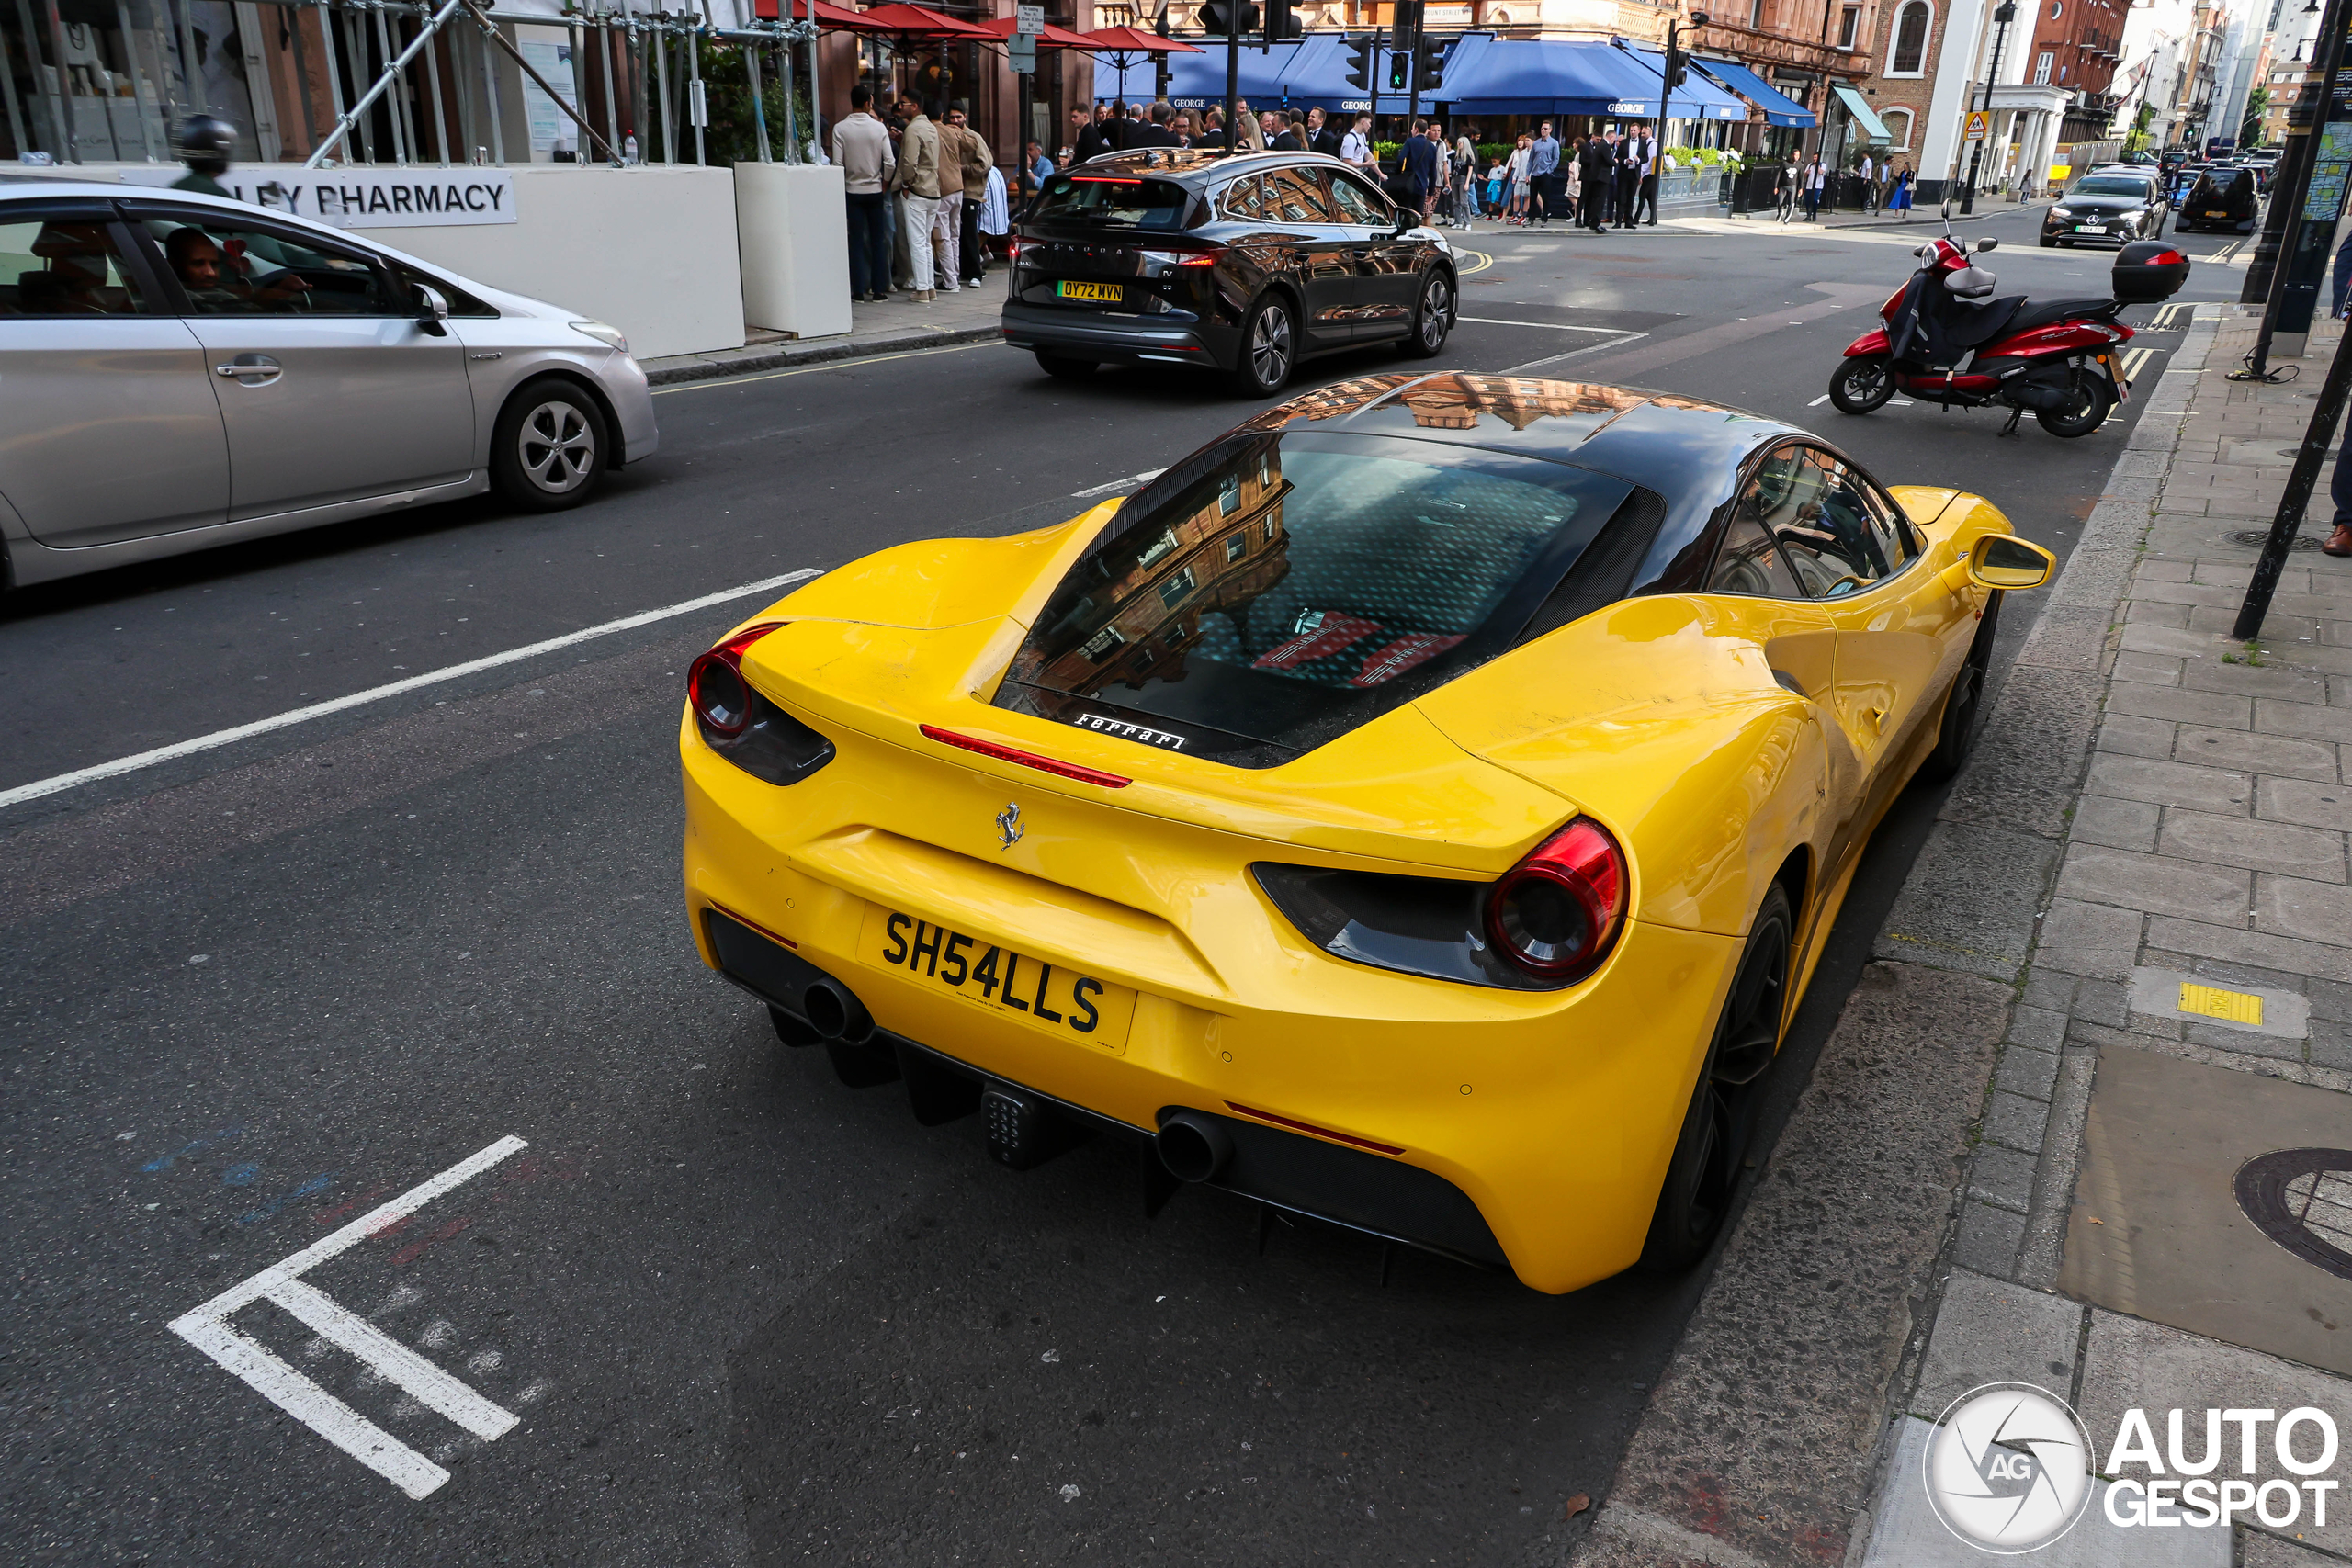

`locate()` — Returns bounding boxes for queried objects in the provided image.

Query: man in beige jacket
[932,108,973,294]
[891,96,941,299]
[945,105,993,288]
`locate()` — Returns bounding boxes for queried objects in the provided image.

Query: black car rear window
[1030,174,1193,231]
[991,430,1648,766]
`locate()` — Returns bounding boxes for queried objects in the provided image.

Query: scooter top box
[2114,240,2190,304]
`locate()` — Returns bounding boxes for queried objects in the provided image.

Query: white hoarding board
[118,166,519,228]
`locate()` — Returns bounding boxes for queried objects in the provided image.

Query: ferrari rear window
[1030,175,1193,231]
[992,430,1645,764]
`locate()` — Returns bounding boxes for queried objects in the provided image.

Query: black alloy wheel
[1639,884,1792,1272]
[1231,294,1295,396]
[1828,354,1894,414]
[2035,367,2115,437]
[491,379,607,511]
[1403,271,1454,358]
[1035,352,1099,380]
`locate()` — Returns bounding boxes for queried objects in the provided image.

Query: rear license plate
[859,904,1137,1051]
[2205,209,2229,218]
[2097,351,2129,403]
[1056,279,1124,303]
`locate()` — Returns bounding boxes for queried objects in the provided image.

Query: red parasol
[1074,25,1204,54]
[752,0,890,27]
[852,3,998,39]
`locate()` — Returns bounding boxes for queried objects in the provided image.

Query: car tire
[491,379,608,512]
[1639,883,1792,1273]
[1916,592,2001,785]
[1230,293,1296,397]
[2040,234,2058,247]
[1402,270,1453,358]
[1035,352,1098,380]
[1828,354,1894,415]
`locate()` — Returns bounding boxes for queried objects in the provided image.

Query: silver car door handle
[214,355,282,383]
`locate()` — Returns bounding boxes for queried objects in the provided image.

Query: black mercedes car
[2040,171,2167,248]
[1001,149,1458,397]
[2178,166,2260,233]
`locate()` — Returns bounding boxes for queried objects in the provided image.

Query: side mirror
[1967,534,2055,590]
[1394,208,1413,234]
[1975,236,1998,252]
[414,282,450,336]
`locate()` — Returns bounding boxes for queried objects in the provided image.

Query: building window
[1883,106,1915,148]
[1750,0,1765,27]
[1888,0,1932,73]
[2034,50,2053,83]
[1838,6,1860,47]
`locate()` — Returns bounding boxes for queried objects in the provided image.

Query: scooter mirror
[1975,237,1998,253]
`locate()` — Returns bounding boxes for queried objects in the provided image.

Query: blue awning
[1692,56,1816,128]
[1100,40,1306,109]
[1426,36,1668,116]
[1615,45,1751,121]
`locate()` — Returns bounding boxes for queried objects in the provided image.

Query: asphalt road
[2,204,2249,1567]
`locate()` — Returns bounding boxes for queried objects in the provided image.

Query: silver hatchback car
[0,178,658,592]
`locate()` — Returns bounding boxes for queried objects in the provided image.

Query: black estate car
[2177,167,2260,233]
[1001,149,1458,396]
[2040,171,2166,248]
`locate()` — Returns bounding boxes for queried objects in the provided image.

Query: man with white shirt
[1624,124,1658,225]
[1857,152,1877,213]
[1340,112,1376,170]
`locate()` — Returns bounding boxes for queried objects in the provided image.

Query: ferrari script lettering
[1071,714,1187,750]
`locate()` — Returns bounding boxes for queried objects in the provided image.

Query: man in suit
[1306,107,1343,157]
[1399,118,1441,222]
[1626,123,1659,225]
[1578,133,1613,233]
[1073,104,1112,164]
[1271,109,1306,152]
[1129,100,1182,148]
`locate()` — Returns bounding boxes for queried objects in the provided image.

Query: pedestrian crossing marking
[2179,983,2264,1025]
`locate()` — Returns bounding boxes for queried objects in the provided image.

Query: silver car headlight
[570,320,629,353]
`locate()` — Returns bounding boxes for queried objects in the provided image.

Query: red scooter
[1828,203,2189,438]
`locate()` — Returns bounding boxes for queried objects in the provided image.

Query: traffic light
[1199,0,1260,35]
[1414,33,1444,93]
[1154,57,1171,97]
[1663,43,1686,92]
[1343,31,1377,91]
[1387,45,1409,92]
[1263,0,1302,41]
[1388,0,1422,91]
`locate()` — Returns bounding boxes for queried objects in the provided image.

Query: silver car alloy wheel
[1251,306,1292,387]
[1420,276,1451,349]
[518,400,596,494]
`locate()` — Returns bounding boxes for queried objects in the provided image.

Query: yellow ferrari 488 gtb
[680,374,2053,1294]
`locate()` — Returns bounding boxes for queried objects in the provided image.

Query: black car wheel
[1035,352,1099,380]
[1917,592,2002,785]
[1230,294,1295,396]
[492,379,607,511]
[1639,883,1792,1272]
[2040,233,2058,248]
[1403,271,1453,358]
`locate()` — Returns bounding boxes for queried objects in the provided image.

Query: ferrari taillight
[687,621,785,738]
[1484,818,1627,984]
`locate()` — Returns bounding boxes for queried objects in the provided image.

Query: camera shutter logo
[1922,1382,2094,1551]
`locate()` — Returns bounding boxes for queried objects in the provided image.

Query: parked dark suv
[1001,149,1458,396]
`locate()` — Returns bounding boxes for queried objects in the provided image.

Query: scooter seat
[2000,297,2122,338]
[1946,295,2026,350]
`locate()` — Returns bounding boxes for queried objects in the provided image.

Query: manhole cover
[2229,529,2329,550]
[2236,1148,2352,1281]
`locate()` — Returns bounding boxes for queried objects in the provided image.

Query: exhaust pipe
[1156,1111,1234,1184]
[801,977,873,1043]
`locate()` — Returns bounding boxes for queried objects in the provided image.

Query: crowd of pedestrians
[834,85,1935,304]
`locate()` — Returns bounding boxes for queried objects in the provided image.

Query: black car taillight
[1483,818,1626,984]
[1253,816,1628,993]
[687,622,835,785]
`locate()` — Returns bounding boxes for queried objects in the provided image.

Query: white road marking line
[650,339,994,394]
[0,574,819,815]
[176,1315,453,1499]
[2120,346,2154,383]
[1891,399,1916,406]
[1457,317,1626,333]
[1808,393,1832,406]
[1503,332,1647,375]
[1069,468,1166,499]
[171,1135,528,1499]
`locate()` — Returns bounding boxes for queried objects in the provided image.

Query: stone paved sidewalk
[640,280,1004,386]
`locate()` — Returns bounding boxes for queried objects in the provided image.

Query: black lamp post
[1960,0,2018,215]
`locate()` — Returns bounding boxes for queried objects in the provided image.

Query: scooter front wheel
[1828,355,1895,415]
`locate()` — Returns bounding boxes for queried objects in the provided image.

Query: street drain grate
[2229,529,2330,551]
[2236,1148,2352,1281]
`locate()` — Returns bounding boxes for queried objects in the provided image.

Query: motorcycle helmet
[175,114,236,174]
